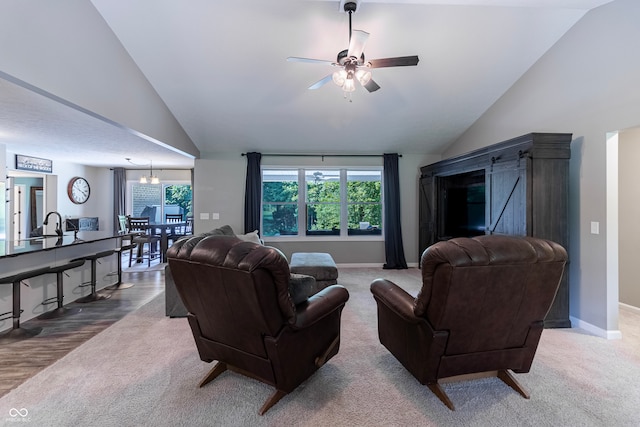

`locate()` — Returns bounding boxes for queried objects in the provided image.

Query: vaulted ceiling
[0,0,613,168]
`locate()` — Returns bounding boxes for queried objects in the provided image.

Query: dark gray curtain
[113,167,126,233]
[244,152,262,233]
[383,153,408,269]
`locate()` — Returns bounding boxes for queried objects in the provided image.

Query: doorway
[6,173,45,241]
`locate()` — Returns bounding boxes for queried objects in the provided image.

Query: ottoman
[289,252,339,293]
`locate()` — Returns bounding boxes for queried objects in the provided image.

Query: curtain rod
[241,153,401,158]
[110,168,192,171]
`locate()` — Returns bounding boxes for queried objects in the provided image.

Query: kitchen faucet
[43,211,64,237]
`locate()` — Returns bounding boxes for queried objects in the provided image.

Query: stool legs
[38,269,83,320]
[105,248,134,290]
[0,280,42,341]
[75,258,112,303]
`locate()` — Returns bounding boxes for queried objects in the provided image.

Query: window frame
[261,166,384,241]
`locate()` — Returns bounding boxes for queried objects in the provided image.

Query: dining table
[141,221,187,263]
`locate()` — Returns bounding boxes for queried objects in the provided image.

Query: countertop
[0,231,121,258]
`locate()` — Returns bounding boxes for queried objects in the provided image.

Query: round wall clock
[67,176,90,204]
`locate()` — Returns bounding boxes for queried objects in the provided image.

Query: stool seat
[73,250,115,303]
[38,259,86,320]
[0,266,53,341]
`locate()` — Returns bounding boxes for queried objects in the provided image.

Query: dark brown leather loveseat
[167,233,349,415]
[371,235,567,410]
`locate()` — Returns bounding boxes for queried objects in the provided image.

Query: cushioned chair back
[167,235,295,359]
[414,235,567,355]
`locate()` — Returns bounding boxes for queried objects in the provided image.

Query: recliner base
[428,369,530,410]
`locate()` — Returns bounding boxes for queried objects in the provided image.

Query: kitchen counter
[0,232,127,331]
[0,231,120,258]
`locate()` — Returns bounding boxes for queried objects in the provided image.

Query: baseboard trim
[336,263,420,268]
[619,302,640,314]
[569,316,622,340]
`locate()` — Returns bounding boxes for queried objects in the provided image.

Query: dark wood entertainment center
[419,132,572,328]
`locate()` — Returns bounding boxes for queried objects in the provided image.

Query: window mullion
[298,168,305,235]
[340,169,347,237]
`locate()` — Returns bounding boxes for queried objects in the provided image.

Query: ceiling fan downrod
[344,1,357,43]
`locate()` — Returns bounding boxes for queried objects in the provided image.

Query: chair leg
[497,369,530,399]
[315,335,340,367]
[427,382,455,410]
[128,245,135,267]
[259,390,287,416]
[199,362,228,388]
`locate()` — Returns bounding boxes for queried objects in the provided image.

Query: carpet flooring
[0,268,638,426]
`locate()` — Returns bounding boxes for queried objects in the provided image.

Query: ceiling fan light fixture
[342,78,356,93]
[356,69,372,86]
[332,69,347,87]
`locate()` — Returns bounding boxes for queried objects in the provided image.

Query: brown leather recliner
[371,235,567,410]
[167,234,349,415]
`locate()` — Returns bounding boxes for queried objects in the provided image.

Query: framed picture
[16,154,53,173]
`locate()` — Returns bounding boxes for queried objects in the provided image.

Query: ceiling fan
[287,1,419,97]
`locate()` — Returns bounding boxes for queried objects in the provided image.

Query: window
[131,183,192,223]
[262,170,299,236]
[262,168,382,238]
[347,170,382,236]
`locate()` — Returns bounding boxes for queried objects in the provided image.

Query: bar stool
[105,242,137,290]
[0,266,52,341]
[73,250,115,303]
[38,259,86,319]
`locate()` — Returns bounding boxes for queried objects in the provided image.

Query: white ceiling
[0,0,613,169]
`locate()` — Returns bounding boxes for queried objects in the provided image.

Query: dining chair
[165,213,185,245]
[127,216,160,267]
[185,216,194,235]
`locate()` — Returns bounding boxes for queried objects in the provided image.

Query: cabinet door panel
[488,164,526,236]
[418,176,435,256]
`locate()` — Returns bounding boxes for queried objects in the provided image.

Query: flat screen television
[439,170,486,240]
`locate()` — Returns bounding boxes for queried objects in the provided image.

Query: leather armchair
[167,234,349,415]
[371,235,567,410]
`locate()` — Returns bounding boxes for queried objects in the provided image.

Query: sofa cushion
[237,230,262,245]
[204,224,236,236]
[289,273,315,305]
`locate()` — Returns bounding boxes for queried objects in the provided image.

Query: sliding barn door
[487,159,528,237]
[418,175,435,257]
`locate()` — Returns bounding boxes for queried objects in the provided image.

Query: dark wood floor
[0,264,164,397]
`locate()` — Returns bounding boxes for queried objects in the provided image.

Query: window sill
[263,235,384,243]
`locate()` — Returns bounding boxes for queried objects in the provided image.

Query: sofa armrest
[370,278,421,323]
[292,285,349,330]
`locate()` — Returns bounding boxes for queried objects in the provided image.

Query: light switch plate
[212,213,220,220]
[200,212,210,220]
[590,221,599,234]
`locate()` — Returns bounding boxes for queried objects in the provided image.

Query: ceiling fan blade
[363,79,381,93]
[347,30,369,60]
[367,56,419,68]
[287,57,335,65]
[308,74,334,90]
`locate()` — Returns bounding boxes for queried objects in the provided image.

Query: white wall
[5,151,114,233]
[442,0,640,335]
[618,128,640,308]
[194,151,438,265]
[0,0,197,157]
